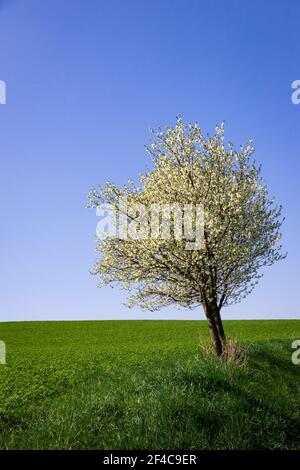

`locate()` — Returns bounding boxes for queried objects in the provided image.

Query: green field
[0,320,299,450]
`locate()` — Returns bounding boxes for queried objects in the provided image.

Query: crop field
[0,320,299,450]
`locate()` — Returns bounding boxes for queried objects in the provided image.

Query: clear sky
[0,0,299,322]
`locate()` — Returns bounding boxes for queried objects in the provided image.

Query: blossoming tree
[87,118,285,356]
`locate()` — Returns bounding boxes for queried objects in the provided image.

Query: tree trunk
[203,304,223,356]
[214,307,226,344]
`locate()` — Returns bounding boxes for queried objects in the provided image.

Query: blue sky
[0,0,299,322]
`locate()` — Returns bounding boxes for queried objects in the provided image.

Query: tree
[87,118,285,356]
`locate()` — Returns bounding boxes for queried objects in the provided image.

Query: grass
[0,320,299,449]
